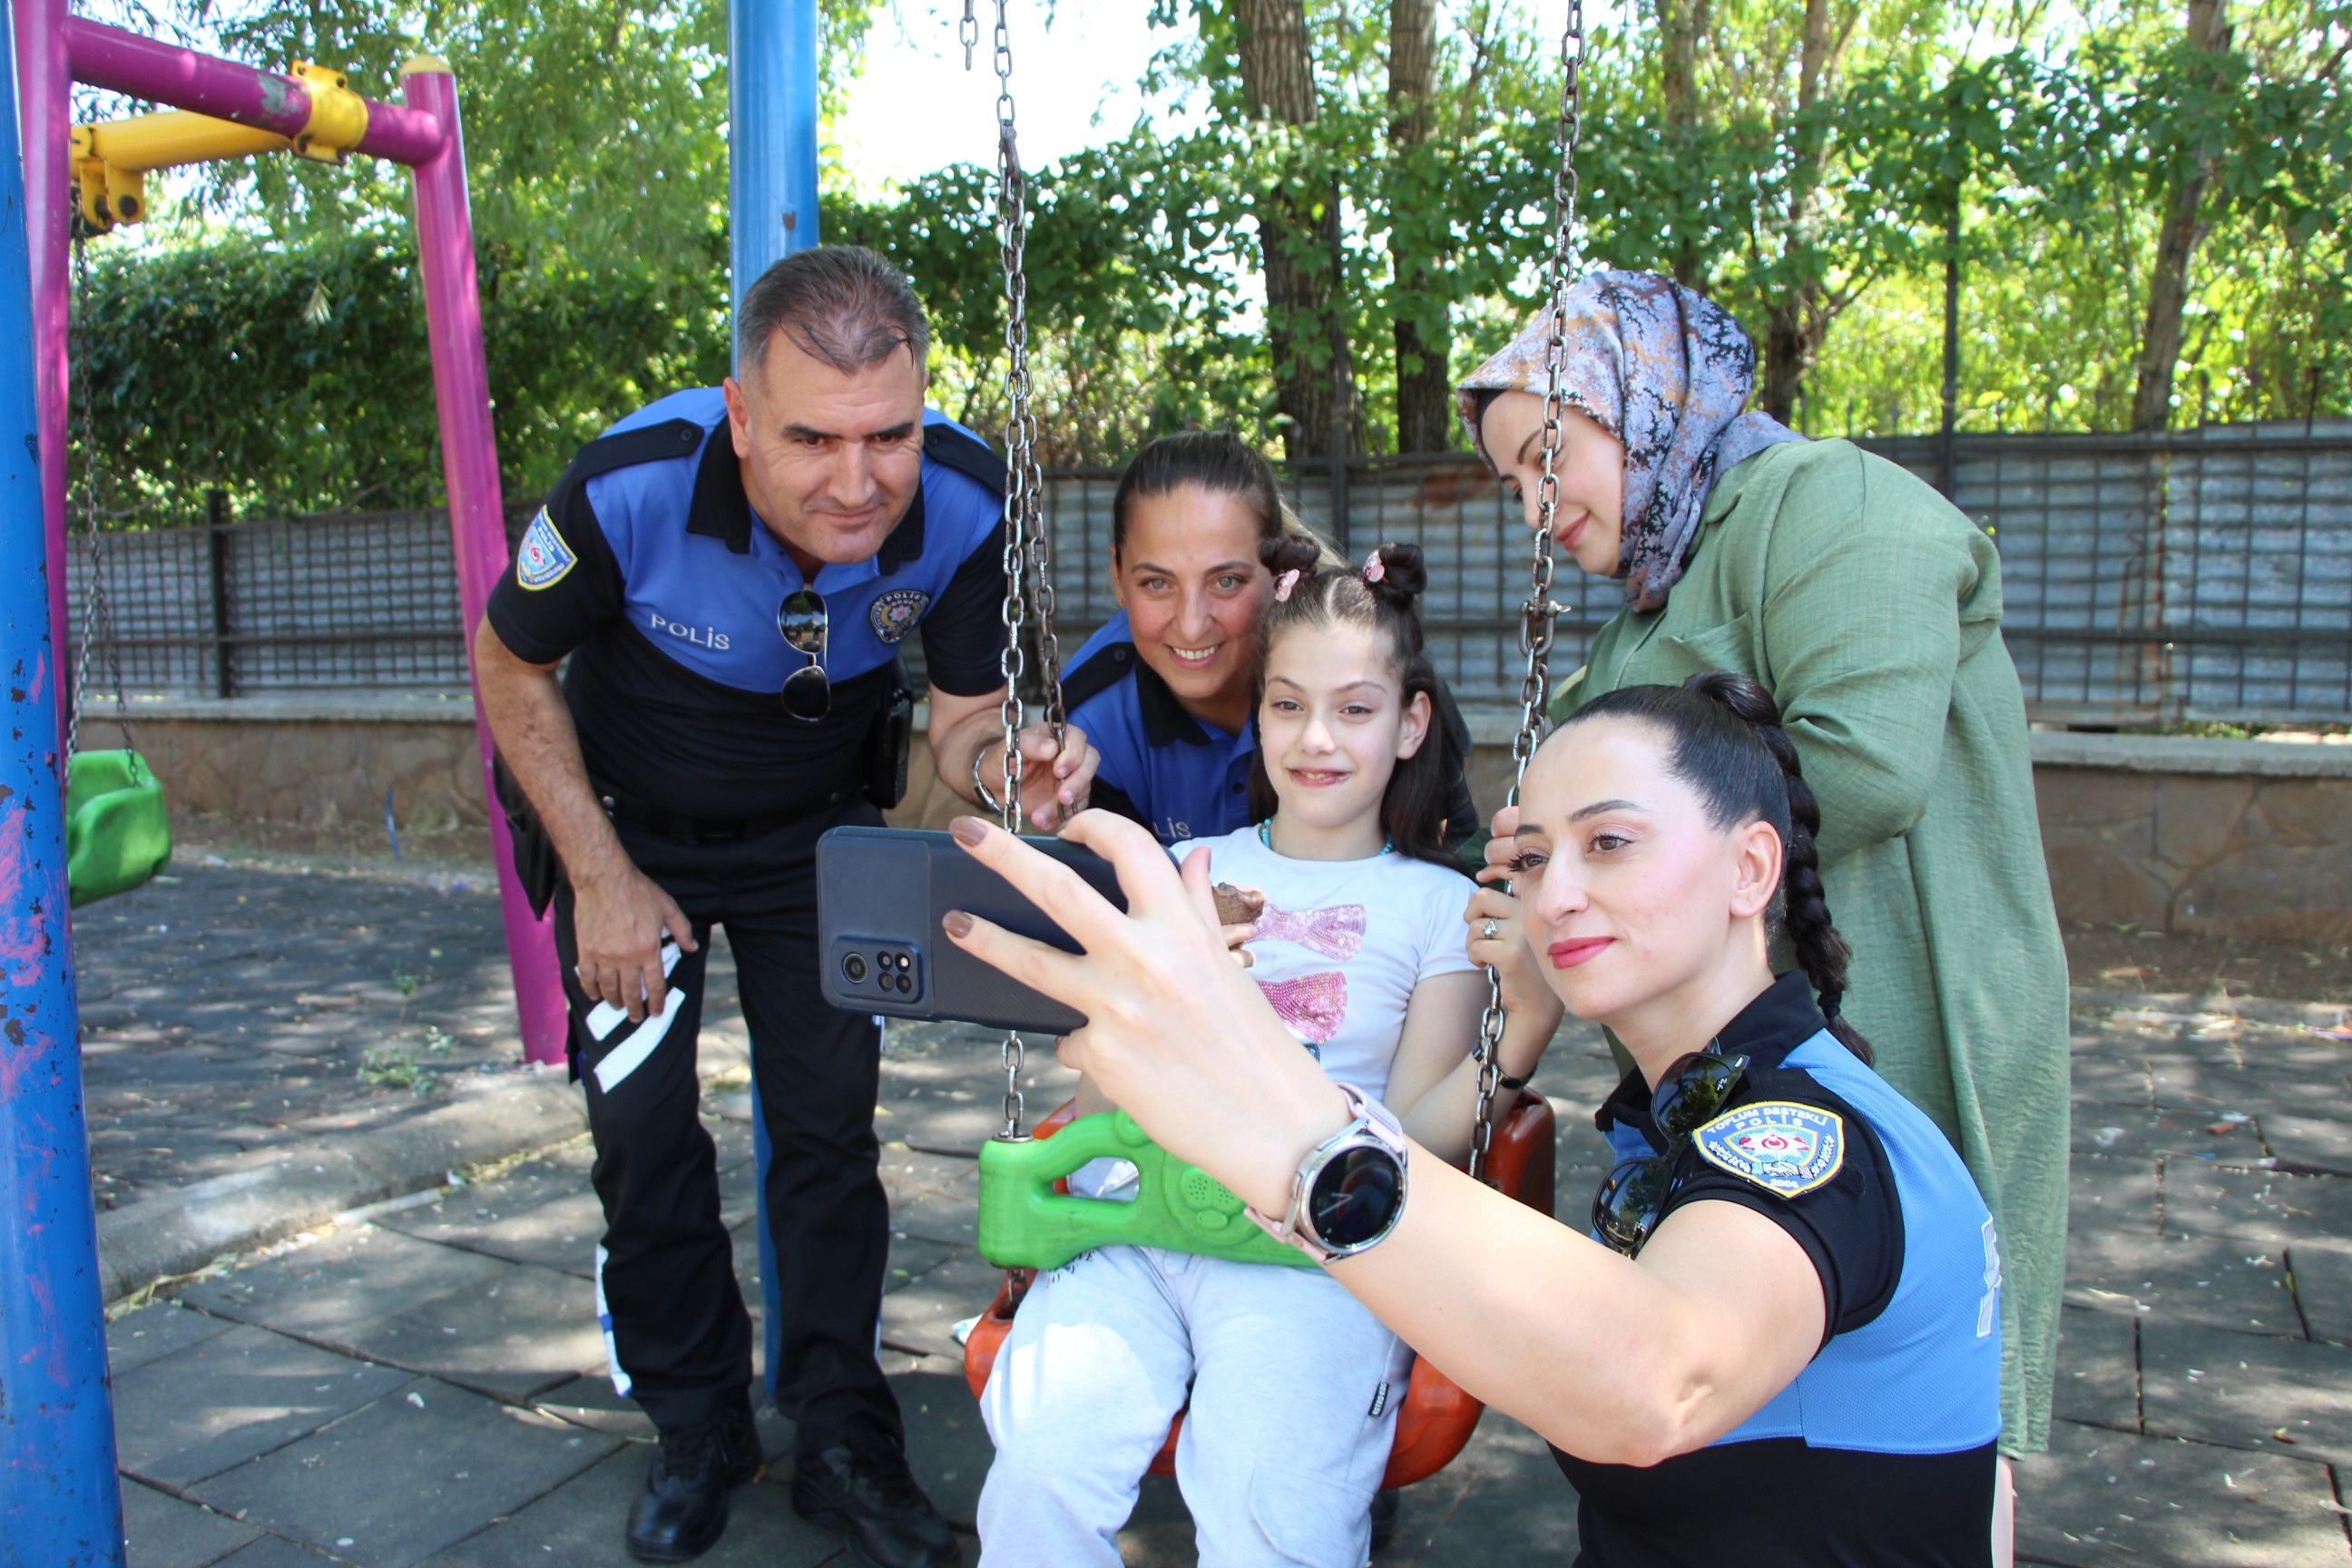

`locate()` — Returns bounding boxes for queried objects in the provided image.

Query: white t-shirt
[1067,828,1479,1201]
[1171,826,1479,1107]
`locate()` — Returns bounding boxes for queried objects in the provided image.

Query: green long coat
[1553,437,2069,1455]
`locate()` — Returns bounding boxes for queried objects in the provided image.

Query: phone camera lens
[894,953,910,972]
[842,953,869,985]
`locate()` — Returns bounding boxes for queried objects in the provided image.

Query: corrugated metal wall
[64,422,2352,723]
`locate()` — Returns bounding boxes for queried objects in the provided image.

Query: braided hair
[1561,671,1873,1063]
[1248,537,1460,873]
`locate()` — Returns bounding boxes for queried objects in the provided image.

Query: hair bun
[1366,542,1428,603]
[1683,670,1778,728]
[1260,535,1323,577]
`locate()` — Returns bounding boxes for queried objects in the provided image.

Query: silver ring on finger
[1481,918,1500,941]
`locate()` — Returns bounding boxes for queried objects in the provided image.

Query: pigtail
[1362,542,1429,620]
[1260,535,1324,579]
[1683,672,1875,1064]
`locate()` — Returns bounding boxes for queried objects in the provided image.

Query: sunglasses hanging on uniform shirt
[779,588,829,722]
[1590,1045,1749,1258]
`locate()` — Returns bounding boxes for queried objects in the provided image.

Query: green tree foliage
[72,230,727,518]
[75,0,2352,521]
[73,0,875,517]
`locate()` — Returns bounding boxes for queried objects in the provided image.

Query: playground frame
[1,1,586,1556]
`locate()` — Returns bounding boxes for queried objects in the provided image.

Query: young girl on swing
[975,538,1563,1567]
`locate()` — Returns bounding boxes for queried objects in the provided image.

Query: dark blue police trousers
[553,797,900,1453]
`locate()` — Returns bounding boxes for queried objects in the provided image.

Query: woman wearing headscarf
[1458,270,2068,1475]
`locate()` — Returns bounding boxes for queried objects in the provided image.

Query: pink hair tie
[1274,568,1302,602]
[1362,549,1386,585]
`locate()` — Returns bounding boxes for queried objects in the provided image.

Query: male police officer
[475,247,1094,1565]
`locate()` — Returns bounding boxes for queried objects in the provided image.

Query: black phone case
[817,826,1128,1034]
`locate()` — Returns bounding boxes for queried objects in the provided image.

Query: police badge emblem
[867,588,931,645]
[515,507,576,591]
[1690,1102,1845,1197]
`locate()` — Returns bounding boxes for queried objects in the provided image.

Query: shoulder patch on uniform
[1691,1101,1844,1198]
[515,508,577,591]
[868,588,931,645]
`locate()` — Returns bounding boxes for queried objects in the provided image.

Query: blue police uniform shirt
[1062,610,1483,848]
[1560,971,2003,1568]
[1063,612,1258,845]
[486,387,1007,822]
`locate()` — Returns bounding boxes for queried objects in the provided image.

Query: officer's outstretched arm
[475,617,696,1023]
[943,811,1829,1467]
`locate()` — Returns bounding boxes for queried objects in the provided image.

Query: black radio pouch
[491,751,563,919]
[860,658,916,810]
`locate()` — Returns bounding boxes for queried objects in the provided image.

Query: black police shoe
[790,1442,961,1568]
[626,1405,764,1563]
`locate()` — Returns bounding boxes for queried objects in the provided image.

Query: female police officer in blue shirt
[476,248,1095,1567]
[1062,431,1480,849]
[943,671,2006,1566]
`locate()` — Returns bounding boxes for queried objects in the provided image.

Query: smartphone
[816,826,1127,1034]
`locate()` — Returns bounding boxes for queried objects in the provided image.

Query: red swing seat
[960,1090,1557,1489]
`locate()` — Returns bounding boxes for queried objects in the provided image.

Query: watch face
[1308,1145,1405,1250]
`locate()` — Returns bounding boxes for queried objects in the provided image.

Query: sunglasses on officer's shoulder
[779,589,828,722]
[1591,1048,1749,1258]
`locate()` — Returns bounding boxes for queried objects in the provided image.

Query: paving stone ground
[79,860,2352,1564]
[74,853,748,1213]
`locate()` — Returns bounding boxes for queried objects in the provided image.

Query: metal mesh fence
[64,422,2352,724]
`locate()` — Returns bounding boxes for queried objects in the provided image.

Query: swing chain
[959,0,978,70]
[990,0,1061,1144]
[67,230,132,762]
[1470,0,1584,1184]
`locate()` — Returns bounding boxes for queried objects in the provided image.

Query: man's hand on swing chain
[939,811,1348,1215]
[992,722,1099,831]
[572,855,698,1023]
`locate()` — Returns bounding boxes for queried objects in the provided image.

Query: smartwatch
[1275,1083,1410,1260]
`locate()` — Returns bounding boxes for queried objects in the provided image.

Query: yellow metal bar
[67,61,370,231]
[76,111,289,173]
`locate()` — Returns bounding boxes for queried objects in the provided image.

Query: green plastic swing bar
[65,749,172,906]
[976,1109,1317,1272]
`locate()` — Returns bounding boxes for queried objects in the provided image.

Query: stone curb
[2028,729,2352,779]
[96,1071,588,1305]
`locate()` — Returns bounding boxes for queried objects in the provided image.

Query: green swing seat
[65,749,172,906]
[978,1108,1317,1271]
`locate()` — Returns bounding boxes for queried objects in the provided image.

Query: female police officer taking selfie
[941,671,2005,1566]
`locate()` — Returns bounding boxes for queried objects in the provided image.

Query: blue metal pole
[729,0,819,352]
[729,0,821,1405]
[0,0,127,1558]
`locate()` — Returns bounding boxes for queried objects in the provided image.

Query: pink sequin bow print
[1257,972,1348,1045]
[1251,901,1367,961]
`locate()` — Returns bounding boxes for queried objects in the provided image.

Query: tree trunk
[1234,0,1353,461]
[1658,0,1710,289]
[1761,0,1832,423]
[2131,0,2231,432]
[1387,0,1451,453]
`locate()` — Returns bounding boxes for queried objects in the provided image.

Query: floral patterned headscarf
[1455,270,1804,612]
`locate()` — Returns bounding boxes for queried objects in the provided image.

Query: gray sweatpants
[976,1244,1404,1567]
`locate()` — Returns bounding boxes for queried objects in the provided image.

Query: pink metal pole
[14,0,69,730]
[63,18,444,165]
[400,57,567,1064]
